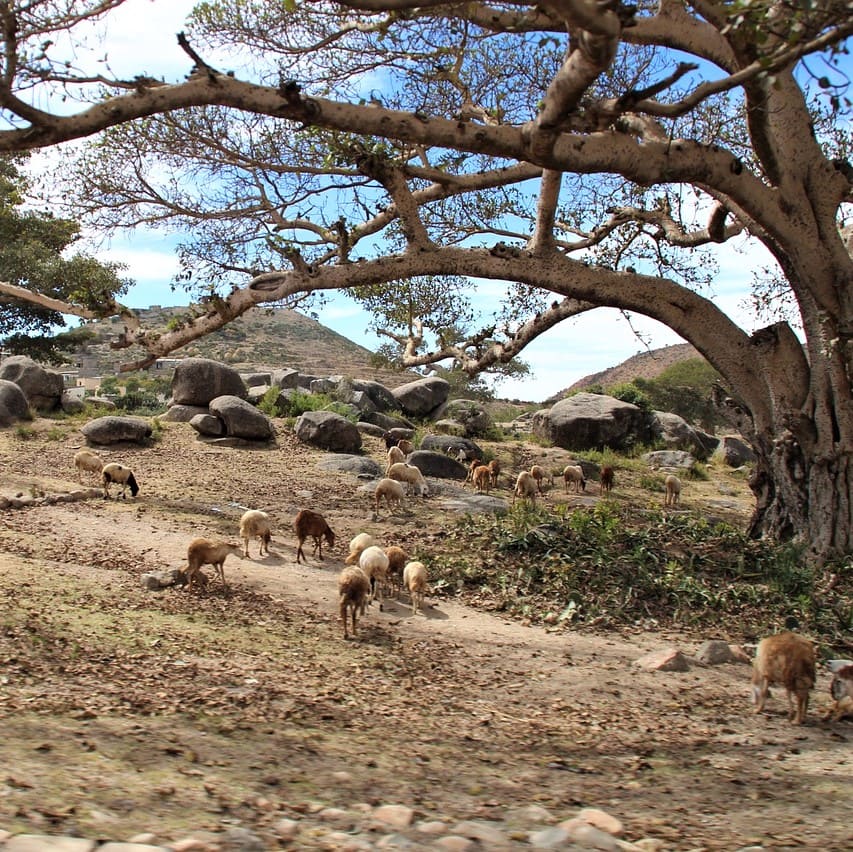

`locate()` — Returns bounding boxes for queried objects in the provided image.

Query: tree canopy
[0,0,850,557]
[0,153,129,362]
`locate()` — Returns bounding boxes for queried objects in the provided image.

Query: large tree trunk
[747,415,853,560]
[749,438,852,559]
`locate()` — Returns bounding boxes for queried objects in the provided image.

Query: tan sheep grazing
[384,545,408,597]
[185,537,243,590]
[338,566,371,639]
[487,458,501,488]
[387,462,429,496]
[239,509,273,558]
[530,464,549,492]
[513,470,538,505]
[293,509,335,564]
[562,464,586,494]
[664,474,682,507]
[73,449,104,483]
[403,561,429,615]
[359,544,390,610]
[386,445,406,473]
[102,462,140,499]
[471,464,492,494]
[465,458,480,483]
[374,477,406,513]
[752,632,816,725]
[396,438,414,456]
[345,532,376,565]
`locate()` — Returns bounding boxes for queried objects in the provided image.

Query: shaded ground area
[0,419,850,849]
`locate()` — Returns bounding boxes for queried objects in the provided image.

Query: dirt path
[0,420,851,849]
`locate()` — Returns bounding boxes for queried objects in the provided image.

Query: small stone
[696,639,735,665]
[633,840,666,852]
[273,818,300,840]
[433,838,476,851]
[559,818,622,850]
[634,648,690,672]
[577,807,624,836]
[450,820,508,845]
[127,834,158,845]
[222,827,264,850]
[375,834,416,848]
[98,845,165,852]
[529,826,570,848]
[169,838,217,851]
[729,644,752,664]
[516,804,554,824]
[332,770,354,782]
[416,820,448,835]
[318,806,354,826]
[373,804,415,829]
[325,833,372,851]
[3,838,96,852]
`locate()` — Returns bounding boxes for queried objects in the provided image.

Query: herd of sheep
[73,439,852,726]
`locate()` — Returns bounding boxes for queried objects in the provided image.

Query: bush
[428,502,852,647]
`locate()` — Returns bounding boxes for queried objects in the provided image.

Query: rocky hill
[548,342,702,402]
[67,305,415,387]
[66,306,703,401]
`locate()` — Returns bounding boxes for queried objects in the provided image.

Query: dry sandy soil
[0,417,851,850]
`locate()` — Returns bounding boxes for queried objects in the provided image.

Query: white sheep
[359,544,390,610]
[387,462,429,496]
[293,509,335,563]
[338,566,371,639]
[403,561,428,615]
[345,532,376,565]
[184,537,243,590]
[562,464,587,494]
[73,449,104,483]
[101,462,140,499]
[374,477,406,513]
[513,470,538,505]
[386,445,406,473]
[239,509,273,558]
[664,474,682,507]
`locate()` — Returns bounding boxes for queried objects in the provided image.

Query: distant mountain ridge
[70,305,415,387]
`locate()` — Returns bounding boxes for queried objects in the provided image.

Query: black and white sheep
[102,462,140,499]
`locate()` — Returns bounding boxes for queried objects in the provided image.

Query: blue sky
[57,0,786,402]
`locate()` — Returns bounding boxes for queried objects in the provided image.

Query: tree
[0,1,850,558]
[0,154,130,363]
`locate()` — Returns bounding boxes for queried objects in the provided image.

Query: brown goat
[338,566,371,639]
[600,465,615,494]
[293,509,335,564]
[751,631,816,725]
[185,537,242,590]
[471,464,492,494]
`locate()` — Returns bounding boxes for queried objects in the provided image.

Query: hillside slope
[68,305,415,387]
[548,342,702,402]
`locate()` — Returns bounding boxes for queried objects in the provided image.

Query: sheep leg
[752,679,769,714]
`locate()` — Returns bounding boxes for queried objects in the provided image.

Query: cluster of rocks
[0,802,677,851]
[0,356,754,469]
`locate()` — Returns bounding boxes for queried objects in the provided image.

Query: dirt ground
[0,418,851,850]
